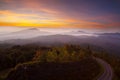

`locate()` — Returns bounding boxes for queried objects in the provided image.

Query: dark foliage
[94,52,120,79]
[0,45,37,71]
[6,58,100,80]
[1,44,115,80]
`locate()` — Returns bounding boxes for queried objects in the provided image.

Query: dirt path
[94,57,113,80]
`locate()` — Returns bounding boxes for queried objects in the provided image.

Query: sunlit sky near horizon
[0,0,120,31]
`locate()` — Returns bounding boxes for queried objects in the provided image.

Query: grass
[6,58,101,80]
[0,68,12,80]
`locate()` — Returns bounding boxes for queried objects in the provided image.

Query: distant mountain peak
[78,30,87,33]
[7,28,40,35]
[101,32,120,35]
[70,30,88,34]
[18,28,40,33]
[27,28,39,31]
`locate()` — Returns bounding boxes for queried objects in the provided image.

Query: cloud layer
[0,0,120,31]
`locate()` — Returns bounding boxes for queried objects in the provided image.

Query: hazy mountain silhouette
[101,32,120,35]
[0,30,120,55]
[0,28,50,41]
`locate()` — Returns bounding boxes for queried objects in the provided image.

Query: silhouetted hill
[0,28,49,41]
[101,32,120,36]
[6,58,101,80]
[0,31,120,55]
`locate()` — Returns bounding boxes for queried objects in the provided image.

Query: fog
[0,27,98,41]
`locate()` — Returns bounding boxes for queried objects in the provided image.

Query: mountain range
[0,28,120,55]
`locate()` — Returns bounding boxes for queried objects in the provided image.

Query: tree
[85,46,92,57]
[46,50,57,62]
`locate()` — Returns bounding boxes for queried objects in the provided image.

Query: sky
[0,0,120,31]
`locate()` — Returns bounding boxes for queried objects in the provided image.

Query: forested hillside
[0,45,119,80]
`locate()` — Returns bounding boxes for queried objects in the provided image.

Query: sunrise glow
[0,0,120,30]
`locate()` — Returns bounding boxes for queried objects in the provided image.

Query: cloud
[0,10,119,29]
[0,10,39,17]
[0,0,120,30]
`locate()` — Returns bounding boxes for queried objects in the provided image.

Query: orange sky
[0,10,109,29]
[0,0,120,30]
